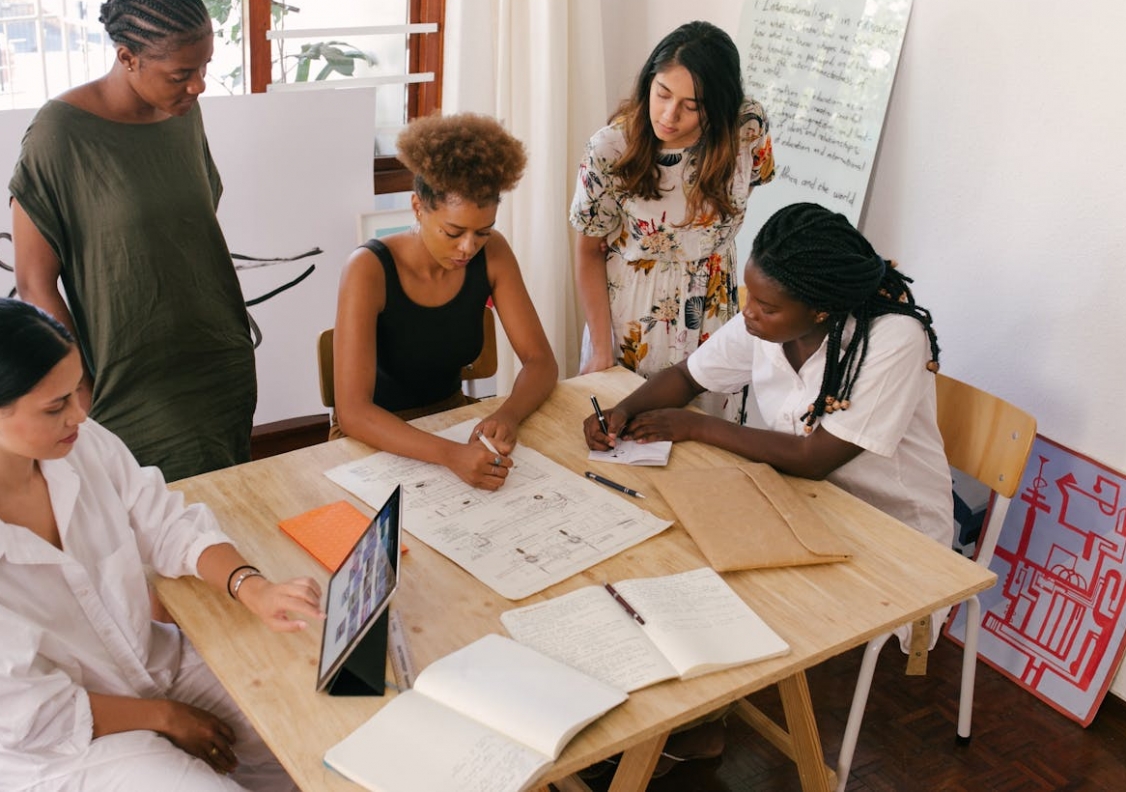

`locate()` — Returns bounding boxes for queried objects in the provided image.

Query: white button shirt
[0,419,230,788]
[687,313,954,548]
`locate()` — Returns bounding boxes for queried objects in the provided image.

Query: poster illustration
[946,435,1126,725]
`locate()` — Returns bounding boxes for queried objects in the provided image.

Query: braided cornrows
[751,202,940,433]
[99,0,211,55]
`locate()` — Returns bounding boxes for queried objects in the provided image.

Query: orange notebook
[278,501,372,572]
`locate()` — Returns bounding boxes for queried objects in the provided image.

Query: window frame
[246,0,444,195]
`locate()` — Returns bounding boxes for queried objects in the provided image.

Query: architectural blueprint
[325,421,671,599]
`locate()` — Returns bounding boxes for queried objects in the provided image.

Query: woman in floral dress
[571,21,774,413]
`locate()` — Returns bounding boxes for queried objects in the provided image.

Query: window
[0,0,444,195]
[0,0,114,111]
[247,0,444,194]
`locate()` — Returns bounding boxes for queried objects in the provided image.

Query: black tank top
[362,238,491,413]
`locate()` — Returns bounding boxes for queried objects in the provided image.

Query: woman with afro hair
[333,113,557,491]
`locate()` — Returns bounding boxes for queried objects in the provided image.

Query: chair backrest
[935,373,1036,499]
[316,306,498,409]
[462,306,498,380]
[317,328,335,408]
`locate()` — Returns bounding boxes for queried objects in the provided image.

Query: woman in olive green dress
[9,0,255,481]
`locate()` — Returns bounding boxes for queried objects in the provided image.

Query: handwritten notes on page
[324,420,672,600]
[502,568,790,692]
[735,0,912,244]
[588,439,672,467]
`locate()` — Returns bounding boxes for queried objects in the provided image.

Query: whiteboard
[734,0,913,262]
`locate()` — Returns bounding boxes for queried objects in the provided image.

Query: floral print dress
[570,98,774,383]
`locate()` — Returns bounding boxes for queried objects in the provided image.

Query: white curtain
[444,0,608,391]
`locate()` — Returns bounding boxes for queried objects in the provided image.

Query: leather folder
[653,463,851,570]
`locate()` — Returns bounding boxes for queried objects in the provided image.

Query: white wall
[598,0,1126,701]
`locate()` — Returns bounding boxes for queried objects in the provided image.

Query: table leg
[778,672,831,792]
[606,732,668,792]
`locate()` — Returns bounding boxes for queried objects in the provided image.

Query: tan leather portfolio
[653,463,851,570]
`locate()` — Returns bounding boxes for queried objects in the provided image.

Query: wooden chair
[832,373,1036,791]
[317,306,498,409]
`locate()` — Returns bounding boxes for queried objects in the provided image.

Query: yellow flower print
[619,321,649,372]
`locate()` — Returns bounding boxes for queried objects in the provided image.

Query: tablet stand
[325,610,389,696]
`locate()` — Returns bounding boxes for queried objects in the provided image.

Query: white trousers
[26,642,296,792]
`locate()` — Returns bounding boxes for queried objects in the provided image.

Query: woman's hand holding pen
[583,403,631,450]
[446,429,513,491]
[235,575,325,633]
[471,415,517,455]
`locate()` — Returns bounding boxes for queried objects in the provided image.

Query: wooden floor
[583,636,1126,792]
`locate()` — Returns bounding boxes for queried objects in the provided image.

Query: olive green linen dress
[10,100,256,480]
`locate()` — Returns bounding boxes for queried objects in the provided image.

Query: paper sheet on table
[324,420,672,599]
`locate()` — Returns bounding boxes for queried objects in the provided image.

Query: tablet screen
[316,485,402,690]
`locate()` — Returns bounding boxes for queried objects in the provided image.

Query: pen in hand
[585,470,646,499]
[604,581,646,625]
[590,394,609,435]
[476,430,515,469]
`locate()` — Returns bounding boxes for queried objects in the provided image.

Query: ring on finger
[492,455,502,467]
[209,746,220,758]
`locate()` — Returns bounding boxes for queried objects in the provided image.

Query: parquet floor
[585,637,1126,791]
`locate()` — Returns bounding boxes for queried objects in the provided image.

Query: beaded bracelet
[231,568,265,602]
[226,564,258,599]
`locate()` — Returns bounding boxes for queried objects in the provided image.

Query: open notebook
[323,634,626,792]
[501,567,789,692]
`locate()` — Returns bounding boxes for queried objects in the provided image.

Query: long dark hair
[0,299,75,409]
[615,21,745,223]
[99,0,211,55]
[751,203,940,432]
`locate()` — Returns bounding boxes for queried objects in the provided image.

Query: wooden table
[156,369,995,792]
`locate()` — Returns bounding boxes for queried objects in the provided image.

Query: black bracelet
[226,565,259,599]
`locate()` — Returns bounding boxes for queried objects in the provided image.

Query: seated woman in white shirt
[585,200,952,558]
[0,298,323,791]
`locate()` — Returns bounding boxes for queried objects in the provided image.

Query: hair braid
[100,0,211,55]
[751,202,940,433]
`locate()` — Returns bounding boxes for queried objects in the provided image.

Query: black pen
[590,394,609,435]
[604,581,646,625]
[585,470,646,499]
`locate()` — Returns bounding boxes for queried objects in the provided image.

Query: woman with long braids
[10,0,255,482]
[586,200,953,563]
[570,21,774,417]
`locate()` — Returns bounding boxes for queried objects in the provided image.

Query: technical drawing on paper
[324,420,671,599]
[946,435,1126,725]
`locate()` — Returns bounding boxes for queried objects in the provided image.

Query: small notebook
[653,463,851,571]
[278,500,372,572]
[588,439,672,466]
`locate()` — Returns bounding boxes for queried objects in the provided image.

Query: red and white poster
[946,435,1126,725]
